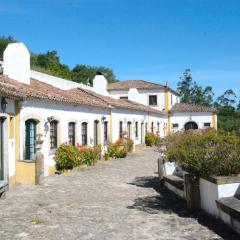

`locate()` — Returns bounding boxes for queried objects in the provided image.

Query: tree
[214,89,238,132]
[177,69,214,106]
[72,64,117,85]
[31,51,72,80]
[177,69,192,103]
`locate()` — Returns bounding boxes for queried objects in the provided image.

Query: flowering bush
[106,138,129,159]
[145,132,159,146]
[116,137,134,152]
[55,143,102,171]
[164,130,240,177]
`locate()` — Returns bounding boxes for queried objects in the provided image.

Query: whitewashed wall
[20,100,110,176]
[108,89,179,112]
[31,70,93,91]
[170,112,213,132]
[109,89,166,111]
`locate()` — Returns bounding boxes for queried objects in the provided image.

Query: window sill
[18,160,35,163]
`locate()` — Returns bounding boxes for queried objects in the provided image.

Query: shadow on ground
[128,176,239,240]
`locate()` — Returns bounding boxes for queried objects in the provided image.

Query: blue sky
[1,0,240,98]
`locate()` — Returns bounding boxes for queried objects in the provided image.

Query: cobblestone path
[0,148,239,240]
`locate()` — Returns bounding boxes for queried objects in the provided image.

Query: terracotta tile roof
[0,75,109,109]
[107,80,180,96]
[0,75,161,113]
[171,103,216,113]
[72,87,163,114]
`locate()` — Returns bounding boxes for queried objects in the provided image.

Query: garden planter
[200,176,240,217]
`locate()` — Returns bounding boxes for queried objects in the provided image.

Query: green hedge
[164,130,240,177]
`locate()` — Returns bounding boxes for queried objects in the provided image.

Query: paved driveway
[0,148,238,240]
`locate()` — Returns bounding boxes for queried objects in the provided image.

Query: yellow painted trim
[15,161,36,185]
[110,109,113,142]
[212,112,217,130]
[48,165,56,176]
[164,87,170,112]
[167,113,171,134]
[9,115,14,138]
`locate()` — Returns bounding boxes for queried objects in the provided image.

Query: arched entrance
[184,121,198,130]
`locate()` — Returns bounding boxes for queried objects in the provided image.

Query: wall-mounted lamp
[47,116,54,122]
[1,97,8,112]
[101,116,106,123]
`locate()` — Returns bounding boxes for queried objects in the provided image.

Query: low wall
[200,176,240,217]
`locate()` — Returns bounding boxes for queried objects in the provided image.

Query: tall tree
[177,69,214,106]
[177,69,192,103]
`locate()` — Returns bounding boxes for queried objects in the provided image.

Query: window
[145,123,148,133]
[149,95,157,106]
[68,122,76,145]
[25,119,37,159]
[119,121,123,138]
[94,120,99,145]
[172,123,179,129]
[81,122,88,146]
[104,121,108,142]
[135,122,138,138]
[50,120,58,150]
[120,96,128,100]
[157,122,160,133]
[127,121,131,139]
[204,122,211,128]
[171,94,173,106]
[151,122,154,133]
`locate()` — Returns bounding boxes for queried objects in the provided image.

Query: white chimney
[93,72,109,96]
[3,42,30,84]
[128,88,140,103]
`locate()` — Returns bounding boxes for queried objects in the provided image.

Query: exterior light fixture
[1,97,7,112]
[101,116,106,123]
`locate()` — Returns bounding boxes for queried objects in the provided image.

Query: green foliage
[55,143,101,171]
[164,130,240,177]
[145,132,160,146]
[55,144,82,170]
[31,51,72,80]
[107,141,128,159]
[0,36,117,84]
[178,69,240,133]
[116,137,134,152]
[177,69,214,106]
[72,64,117,85]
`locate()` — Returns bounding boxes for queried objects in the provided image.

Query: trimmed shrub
[164,130,240,177]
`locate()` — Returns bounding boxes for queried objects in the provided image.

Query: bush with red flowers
[55,143,102,171]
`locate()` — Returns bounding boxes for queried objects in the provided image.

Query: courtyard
[0,148,238,240]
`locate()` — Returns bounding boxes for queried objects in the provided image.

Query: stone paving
[0,148,239,240]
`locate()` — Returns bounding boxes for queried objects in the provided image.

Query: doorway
[184,121,198,130]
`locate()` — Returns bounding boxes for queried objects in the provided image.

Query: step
[0,181,8,194]
[163,175,184,190]
[216,197,240,221]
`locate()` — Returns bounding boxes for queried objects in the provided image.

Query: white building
[0,42,217,190]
